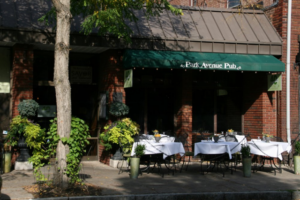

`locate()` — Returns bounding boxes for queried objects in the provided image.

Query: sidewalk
[1,161,300,200]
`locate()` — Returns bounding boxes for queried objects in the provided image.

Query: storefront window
[192,71,242,133]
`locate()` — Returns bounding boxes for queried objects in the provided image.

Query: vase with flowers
[262,133,273,143]
[227,129,234,135]
[153,130,161,142]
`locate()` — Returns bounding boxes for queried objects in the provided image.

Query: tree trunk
[52,0,72,189]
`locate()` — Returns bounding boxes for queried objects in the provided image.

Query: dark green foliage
[241,145,251,158]
[18,99,39,118]
[109,102,129,117]
[295,141,300,156]
[134,144,145,157]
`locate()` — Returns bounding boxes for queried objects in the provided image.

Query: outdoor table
[131,140,185,176]
[194,141,242,177]
[248,140,291,175]
[248,140,292,160]
[194,141,242,159]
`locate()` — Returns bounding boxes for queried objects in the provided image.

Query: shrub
[295,140,300,156]
[99,118,140,151]
[18,99,39,118]
[109,102,129,117]
[241,145,251,158]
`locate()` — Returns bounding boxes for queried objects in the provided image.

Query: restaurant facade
[0,1,298,164]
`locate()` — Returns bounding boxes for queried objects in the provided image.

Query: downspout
[287,0,292,145]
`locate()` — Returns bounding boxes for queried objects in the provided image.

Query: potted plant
[130,144,145,179]
[99,118,140,162]
[241,144,251,177]
[109,101,129,121]
[294,140,300,174]
[6,99,42,167]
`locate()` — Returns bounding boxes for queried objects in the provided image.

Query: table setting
[131,131,184,159]
[248,139,291,160]
[194,140,242,159]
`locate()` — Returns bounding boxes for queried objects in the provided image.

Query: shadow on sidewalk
[0,193,11,200]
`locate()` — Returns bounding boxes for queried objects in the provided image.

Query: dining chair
[177,133,194,171]
[225,135,238,142]
[260,136,284,175]
[200,153,227,177]
[117,138,132,174]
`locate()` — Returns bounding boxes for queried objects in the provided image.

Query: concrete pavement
[1,161,300,200]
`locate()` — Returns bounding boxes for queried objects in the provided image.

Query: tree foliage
[39,0,183,42]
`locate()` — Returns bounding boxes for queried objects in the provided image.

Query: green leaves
[100,118,140,151]
[47,116,91,184]
[295,141,300,155]
[39,0,182,43]
[17,99,39,118]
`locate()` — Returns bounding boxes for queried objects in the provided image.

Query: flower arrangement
[262,133,273,138]
[153,130,160,137]
[228,129,234,133]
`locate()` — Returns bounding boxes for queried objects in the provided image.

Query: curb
[30,191,294,200]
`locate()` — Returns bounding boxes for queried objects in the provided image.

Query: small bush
[241,145,251,158]
[295,140,300,156]
[18,99,39,117]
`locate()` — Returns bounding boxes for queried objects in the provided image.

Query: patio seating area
[1,160,299,200]
[123,133,292,179]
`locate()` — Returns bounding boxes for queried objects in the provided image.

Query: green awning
[123,50,285,72]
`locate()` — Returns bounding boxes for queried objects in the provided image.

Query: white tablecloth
[131,141,185,159]
[236,135,247,145]
[248,141,292,160]
[139,135,175,143]
[194,141,242,159]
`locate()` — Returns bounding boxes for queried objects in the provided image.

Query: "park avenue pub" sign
[180,62,242,70]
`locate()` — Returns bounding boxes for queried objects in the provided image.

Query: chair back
[225,135,238,142]
[118,138,132,154]
[271,136,283,142]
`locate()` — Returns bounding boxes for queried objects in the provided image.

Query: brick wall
[97,49,125,164]
[243,73,264,137]
[11,44,34,118]
[243,72,279,139]
[265,0,300,142]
